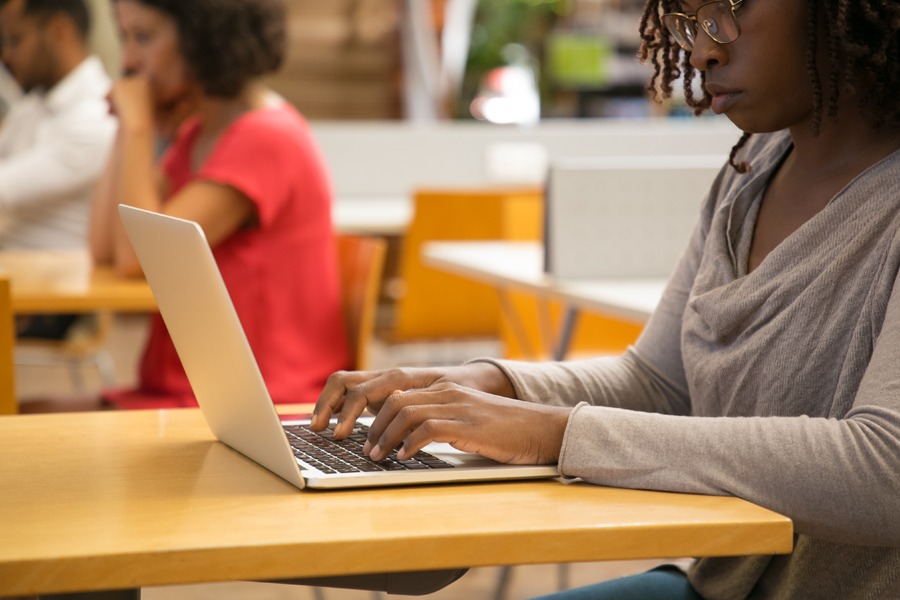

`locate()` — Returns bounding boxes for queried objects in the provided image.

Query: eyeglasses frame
[662,0,747,52]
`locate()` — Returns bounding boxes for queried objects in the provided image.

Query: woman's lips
[708,88,741,114]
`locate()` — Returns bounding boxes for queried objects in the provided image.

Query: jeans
[533,565,703,600]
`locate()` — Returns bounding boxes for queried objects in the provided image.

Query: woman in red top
[90,0,348,408]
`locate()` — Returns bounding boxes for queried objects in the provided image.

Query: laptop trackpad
[425,442,506,467]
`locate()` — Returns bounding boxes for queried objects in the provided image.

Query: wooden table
[10,266,156,315]
[0,408,792,597]
[0,251,151,315]
[422,241,666,359]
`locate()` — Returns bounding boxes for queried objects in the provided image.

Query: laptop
[118,205,559,490]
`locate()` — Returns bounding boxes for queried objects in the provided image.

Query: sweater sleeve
[558,261,900,547]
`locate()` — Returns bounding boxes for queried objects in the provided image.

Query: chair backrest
[337,234,387,371]
[389,186,544,341]
[0,276,17,414]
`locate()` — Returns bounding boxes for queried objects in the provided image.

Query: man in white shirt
[0,0,116,337]
[0,0,115,249]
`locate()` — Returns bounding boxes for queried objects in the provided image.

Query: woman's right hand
[110,77,197,140]
[310,362,515,438]
[109,77,156,134]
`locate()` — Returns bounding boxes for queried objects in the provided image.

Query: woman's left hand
[364,383,572,465]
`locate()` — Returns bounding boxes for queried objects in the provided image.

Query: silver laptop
[118,205,559,490]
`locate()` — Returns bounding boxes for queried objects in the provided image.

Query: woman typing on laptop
[313,0,900,598]
[90,0,348,409]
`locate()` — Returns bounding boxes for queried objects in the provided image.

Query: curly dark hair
[637,0,900,172]
[117,0,286,98]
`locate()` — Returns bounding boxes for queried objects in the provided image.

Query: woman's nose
[119,45,141,76]
[688,30,728,71]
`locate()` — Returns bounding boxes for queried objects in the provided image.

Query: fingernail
[363,440,372,454]
[370,444,382,459]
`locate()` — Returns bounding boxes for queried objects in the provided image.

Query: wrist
[459,360,516,398]
[541,404,573,464]
[120,119,155,137]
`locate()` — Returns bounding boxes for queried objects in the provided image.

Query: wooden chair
[0,276,17,414]
[337,234,387,371]
[15,312,117,392]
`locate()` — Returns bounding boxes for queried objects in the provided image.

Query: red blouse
[107,102,348,409]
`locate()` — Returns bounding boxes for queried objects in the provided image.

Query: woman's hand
[109,77,197,139]
[311,362,571,465]
[109,77,156,134]
[311,363,515,435]
[364,384,571,465]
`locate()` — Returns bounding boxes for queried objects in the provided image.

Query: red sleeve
[196,111,299,227]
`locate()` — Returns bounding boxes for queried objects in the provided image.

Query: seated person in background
[90,0,348,409]
[312,0,900,598]
[0,60,20,116]
[0,0,116,339]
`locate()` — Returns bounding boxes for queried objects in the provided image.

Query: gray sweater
[487,131,900,599]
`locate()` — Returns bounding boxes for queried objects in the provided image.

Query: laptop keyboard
[283,423,455,474]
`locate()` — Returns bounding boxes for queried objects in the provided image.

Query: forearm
[482,350,691,415]
[560,405,900,546]
[89,132,123,265]
[111,121,159,275]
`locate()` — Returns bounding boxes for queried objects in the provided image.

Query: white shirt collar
[41,55,112,114]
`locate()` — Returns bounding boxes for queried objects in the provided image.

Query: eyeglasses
[662,0,746,52]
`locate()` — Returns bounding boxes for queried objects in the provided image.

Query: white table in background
[421,241,666,359]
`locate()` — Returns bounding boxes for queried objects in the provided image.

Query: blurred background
[77,0,688,124]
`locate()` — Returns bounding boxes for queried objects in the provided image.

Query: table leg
[553,306,579,361]
[496,289,541,359]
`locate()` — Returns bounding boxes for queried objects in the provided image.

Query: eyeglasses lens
[662,13,696,51]
[697,2,740,43]
[663,1,740,51]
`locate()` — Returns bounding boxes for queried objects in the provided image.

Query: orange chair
[388,186,544,342]
[336,234,387,371]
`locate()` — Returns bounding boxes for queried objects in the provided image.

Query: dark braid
[825,0,844,120]
[680,53,708,115]
[637,0,671,100]
[806,0,823,133]
[638,0,900,172]
[728,132,751,174]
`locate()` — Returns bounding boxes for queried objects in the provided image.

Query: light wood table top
[0,250,155,314]
[10,266,156,315]
[0,408,792,597]
[422,241,665,324]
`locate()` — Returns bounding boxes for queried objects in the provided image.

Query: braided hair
[637,0,900,172]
